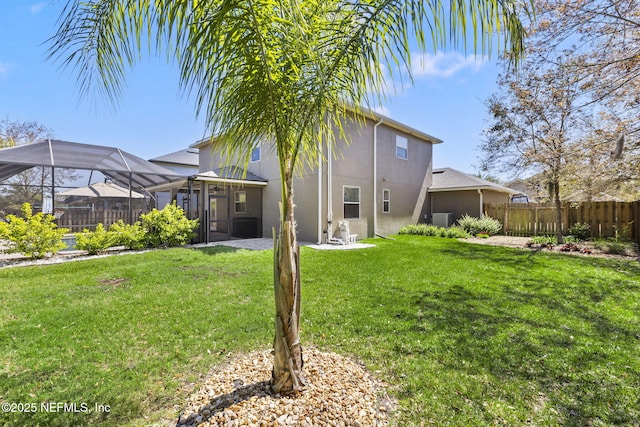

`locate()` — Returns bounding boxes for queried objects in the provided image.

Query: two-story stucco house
[151,110,442,244]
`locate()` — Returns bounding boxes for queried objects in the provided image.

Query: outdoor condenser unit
[432,212,454,228]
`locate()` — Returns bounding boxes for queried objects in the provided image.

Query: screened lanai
[0,139,184,229]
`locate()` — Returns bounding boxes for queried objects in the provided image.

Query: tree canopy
[0,119,67,211]
[482,0,640,202]
[0,118,50,149]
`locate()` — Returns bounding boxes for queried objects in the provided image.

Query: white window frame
[396,135,408,160]
[343,186,361,219]
[234,191,247,213]
[383,189,390,213]
[250,145,261,162]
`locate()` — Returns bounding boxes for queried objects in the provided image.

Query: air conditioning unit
[432,212,454,228]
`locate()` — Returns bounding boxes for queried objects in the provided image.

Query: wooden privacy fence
[483,201,640,244]
[56,209,146,232]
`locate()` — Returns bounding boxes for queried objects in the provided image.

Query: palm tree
[49,0,529,394]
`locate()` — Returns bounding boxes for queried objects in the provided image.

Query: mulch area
[462,235,639,261]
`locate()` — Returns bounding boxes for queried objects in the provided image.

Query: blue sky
[1,1,502,174]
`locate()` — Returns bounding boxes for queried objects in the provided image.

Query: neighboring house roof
[505,178,534,194]
[57,182,145,199]
[190,107,443,149]
[149,148,199,167]
[429,167,520,194]
[505,177,541,202]
[0,139,183,189]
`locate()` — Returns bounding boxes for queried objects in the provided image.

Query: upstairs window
[396,135,408,160]
[343,186,360,219]
[250,145,261,162]
[383,189,390,213]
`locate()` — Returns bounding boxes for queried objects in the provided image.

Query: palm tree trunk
[271,173,305,394]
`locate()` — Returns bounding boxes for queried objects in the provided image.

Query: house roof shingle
[429,167,520,194]
[149,148,199,167]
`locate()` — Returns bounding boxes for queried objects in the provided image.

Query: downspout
[227,185,231,241]
[187,177,194,219]
[128,173,133,224]
[201,178,208,243]
[317,137,323,244]
[48,139,55,215]
[327,132,333,239]
[478,189,484,218]
[51,167,55,215]
[372,118,384,236]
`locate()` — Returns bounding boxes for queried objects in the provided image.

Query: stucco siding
[198,144,219,172]
[259,171,321,243]
[482,190,510,204]
[431,190,481,222]
[377,183,421,235]
[375,123,433,235]
[292,173,321,242]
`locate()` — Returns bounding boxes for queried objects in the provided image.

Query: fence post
[504,204,509,235]
[634,201,640,245]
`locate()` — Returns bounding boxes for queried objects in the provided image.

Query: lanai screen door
[208,190,229,241]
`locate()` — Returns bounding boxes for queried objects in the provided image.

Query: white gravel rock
[174,347,394,427]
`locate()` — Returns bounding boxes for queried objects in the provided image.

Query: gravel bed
[0,246,151,269]
[175,347,394,427]
[463,235,638,260]
[462,235,532,248]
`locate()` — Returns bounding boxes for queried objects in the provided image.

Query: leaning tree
[0,119,78,211]
[49,0,529,394]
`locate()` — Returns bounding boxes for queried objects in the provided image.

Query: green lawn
[1,236,639,426]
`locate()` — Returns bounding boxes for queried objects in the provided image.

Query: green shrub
[567,222,590,241]
[140,203,199,247]
[604,241,629,255]
[397,225,418,235]
[74,223,115,255]
[563,235,579,244]
[477,216,503,235]
[613,222,634,242]
[399,224,438,236]
[457,214,477,234]
[109,220,147,250]
[443,227,470,238]
[0,203,68,259]
[422,225,441,236]
[398,224,469,239]
[531,235,557,246]
[592,238,634,255]
[458,214,502,236]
